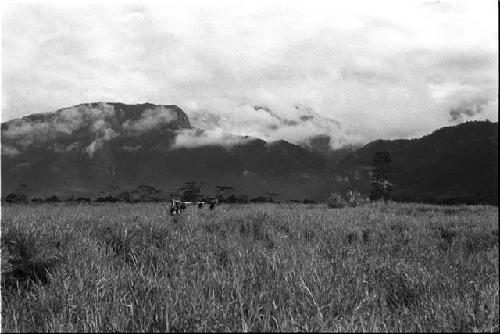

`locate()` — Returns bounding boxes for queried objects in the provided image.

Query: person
[170,199,180,215]
[198,201,203,209]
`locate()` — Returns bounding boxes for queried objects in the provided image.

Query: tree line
[3,182,285,204]
[3,151,395,205]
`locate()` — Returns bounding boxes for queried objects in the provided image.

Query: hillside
[1,103,332,201]
[1,103,497,204]
[335,121,498,205]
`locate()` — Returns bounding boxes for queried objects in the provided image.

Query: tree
[99,184,121,197]
[117,191,132,203]
[215,185,235,203]
[4,184,29,203]
[265,192,279,203]
[46,195,60,202]
[178,181,203,202]
[5,193,28,204]
[130,185,162,202]
[370,151,393,201]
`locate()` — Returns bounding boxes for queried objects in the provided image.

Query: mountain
[1,103,333,201]
[335,120,498,205]
[1,102,497,205]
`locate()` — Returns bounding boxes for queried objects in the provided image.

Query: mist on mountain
[1,103,497,205]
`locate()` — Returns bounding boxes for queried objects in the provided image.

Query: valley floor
[1,202,498,332]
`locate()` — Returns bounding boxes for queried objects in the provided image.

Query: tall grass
[1,202,498,332]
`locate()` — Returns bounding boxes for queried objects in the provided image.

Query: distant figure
[209,201,215,210]
[198,201,203,209]
[170,199,181,216]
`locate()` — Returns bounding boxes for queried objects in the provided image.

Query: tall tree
[178,181,203,202]
[131,185,162,202]
[215,185,235,203]
[5,184,29,203]
[370,151,393,201]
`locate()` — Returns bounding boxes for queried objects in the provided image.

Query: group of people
[169,199,217,216]
[169,199,185,216]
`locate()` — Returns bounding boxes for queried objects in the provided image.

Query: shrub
[303,198,316,204]
[45,195,60,202]
[345,190,366,207]
[1,230,60,289]
[75,197,91,203]
[345,232,358,244]
[327,190,367,208]
[95,196,118,203]
[327,192,347,208]
[374,265,419,310]
[463,232,497,254]
[4,193,28,204]
[438,227,456,244]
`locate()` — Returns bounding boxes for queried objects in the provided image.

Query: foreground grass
[1,202,498,332]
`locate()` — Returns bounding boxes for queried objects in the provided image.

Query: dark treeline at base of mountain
[3,183,317,204]
[1,103,497,205]
[334,120,498,206]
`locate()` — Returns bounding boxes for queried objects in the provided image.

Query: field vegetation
[1,202,498,332]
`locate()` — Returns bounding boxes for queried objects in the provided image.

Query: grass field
[1,202,498,332]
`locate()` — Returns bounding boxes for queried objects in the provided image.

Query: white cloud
[122,144,142,152]
[85,126,118,157]
[188,104,360,148]
[52,142,80,153]
[122,106,177,132]
[1,144,20,156]
[1,102,116,148]
[1,0,498,144]
[173,128,251,148]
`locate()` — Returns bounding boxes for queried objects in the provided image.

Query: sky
[1,0,498,147]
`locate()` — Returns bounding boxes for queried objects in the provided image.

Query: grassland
[1,202,498,332]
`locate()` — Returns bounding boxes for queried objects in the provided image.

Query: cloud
[122,144,143,152]
[122,106,177,132]
[447,94,492,122]
[85,140,100,157]
[85,126,118,157]
[449,105,484,122]
[188,103,359,149]
[52,142,81,153]
[1,0,498,145]
[1,102,122,157]
[1,103,116,150]
[254,105,298,126]
[1,120,53,148]
[1,145,20,156]
[173,128,251,148]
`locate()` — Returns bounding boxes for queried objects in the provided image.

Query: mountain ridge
[335,120,498,204]
[1,103,497,204]
[1,103,332,200]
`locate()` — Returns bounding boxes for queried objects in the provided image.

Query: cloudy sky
[1,0,498,146]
